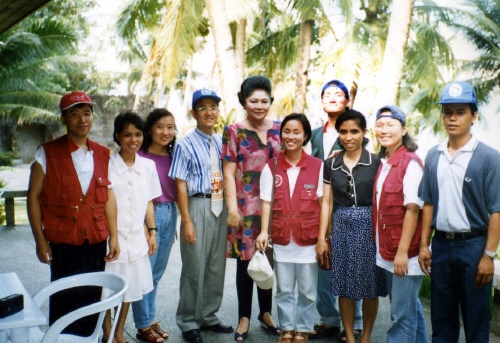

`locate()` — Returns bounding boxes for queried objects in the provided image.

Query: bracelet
[148,228,158,232]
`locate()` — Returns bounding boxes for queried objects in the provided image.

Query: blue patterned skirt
[331,206,387,300]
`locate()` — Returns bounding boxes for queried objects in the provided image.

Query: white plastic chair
[27,272,128,343]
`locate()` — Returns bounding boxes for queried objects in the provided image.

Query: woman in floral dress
[222,76,282,341]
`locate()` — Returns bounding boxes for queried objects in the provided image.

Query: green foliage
[419,275,431,299]
[0,0,98,122]
[0,200,5,225]
[0,152,14,167]
[0,178,6,188]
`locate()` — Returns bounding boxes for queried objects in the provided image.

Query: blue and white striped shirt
[169,128,223,196]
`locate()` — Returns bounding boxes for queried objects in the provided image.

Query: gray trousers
[176,197,228,332]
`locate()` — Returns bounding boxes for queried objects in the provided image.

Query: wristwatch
[484,249,498,260]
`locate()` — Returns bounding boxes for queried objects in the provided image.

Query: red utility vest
[40,135,111,245]
[373,146,423,261]
[270,152,322,246]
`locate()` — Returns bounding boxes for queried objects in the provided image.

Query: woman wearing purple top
[132,108,178,343]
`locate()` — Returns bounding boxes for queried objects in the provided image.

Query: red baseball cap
[59,91,96,114]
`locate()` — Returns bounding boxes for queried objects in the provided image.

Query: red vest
[270,152,322,246]
[373,146,423,261]
[41,135,111,245]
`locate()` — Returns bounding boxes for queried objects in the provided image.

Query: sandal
[258,313,282,335]
[339,329,361,342]
[151,322,169,339]
[292,332,309,343]
[136,327,164,343]
[279,330,295,343]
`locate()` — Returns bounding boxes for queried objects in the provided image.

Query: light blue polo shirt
[436,137,477,232]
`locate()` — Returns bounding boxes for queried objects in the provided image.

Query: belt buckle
[446,232,455,240]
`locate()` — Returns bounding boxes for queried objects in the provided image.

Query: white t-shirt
[260,159,323,263]
[375,158,424,275]
[34,145,96,195]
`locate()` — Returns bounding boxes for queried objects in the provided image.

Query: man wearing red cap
[27,91,120,336]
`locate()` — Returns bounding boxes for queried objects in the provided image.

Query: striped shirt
[169,128,223,196]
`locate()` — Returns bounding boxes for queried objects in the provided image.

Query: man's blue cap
[192,88,221,109]
[321,79,349,99]
[437,81,477,104]
[376,105,406,125]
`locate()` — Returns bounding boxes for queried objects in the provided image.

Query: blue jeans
[276,262,318,332]
[431,234,491,343]
[132,202,177,329]
[317,268,362,329]
[385,270,427,343]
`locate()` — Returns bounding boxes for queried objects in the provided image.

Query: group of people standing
[27,75,499,343]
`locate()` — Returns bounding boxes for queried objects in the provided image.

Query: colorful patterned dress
[222,121,282,260]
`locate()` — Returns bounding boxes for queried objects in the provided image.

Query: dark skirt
[331,206,387,300]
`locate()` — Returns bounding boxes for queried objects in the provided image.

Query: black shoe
[182,329,203,343]
[200,322,234,333]
[309,324,340,340]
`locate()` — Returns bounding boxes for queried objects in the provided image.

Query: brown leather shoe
[279,330,295,343]
[151,322,169,339]
[292,332,309,343]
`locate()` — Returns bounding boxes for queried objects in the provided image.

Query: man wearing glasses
[170,89,233,343]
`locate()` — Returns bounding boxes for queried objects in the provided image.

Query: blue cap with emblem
[192,88,222,109]
[437,81,477,104]
[321,79,349,100]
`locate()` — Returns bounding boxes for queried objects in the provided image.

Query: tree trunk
[205,0,242,120]
[235,18,246,86]
[376,0,416,107]
[293,20,313,113]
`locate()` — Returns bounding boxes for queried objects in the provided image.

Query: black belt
[190,193,212,198]
[435,230,486,240]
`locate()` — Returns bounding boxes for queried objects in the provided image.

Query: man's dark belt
[435,230,486,240]
[190,193,212,198]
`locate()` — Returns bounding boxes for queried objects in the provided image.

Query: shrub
[0,152,14,167]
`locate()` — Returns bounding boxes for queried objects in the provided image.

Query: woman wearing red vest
[257,113,323,343]
[316,110,387,343]
[373,105,427,343]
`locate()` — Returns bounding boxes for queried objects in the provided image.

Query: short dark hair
[113,111,145,146]
[237,76,273,106]
[280,113,312,146]
[141,108,177,156]
[335,109,367,132]
[61,103,93,117]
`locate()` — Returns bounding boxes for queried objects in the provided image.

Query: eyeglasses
[374,123,401,132]
[196,106,219,113]
[346,175,354,197]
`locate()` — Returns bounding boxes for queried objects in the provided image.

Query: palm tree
[0,19,78,122]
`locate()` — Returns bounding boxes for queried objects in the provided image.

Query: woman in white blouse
[103,111,162,343]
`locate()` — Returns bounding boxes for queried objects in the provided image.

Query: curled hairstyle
[113,111,145,146]
[377,120,418,158]
[237,76,273,107]
[280,113,312,146]
[335,109,369,149]
[141,108,177,156]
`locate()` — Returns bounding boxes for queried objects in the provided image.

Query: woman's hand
[148,231,158,256]
[315,238,328,265]
[256,232,269,251]
[394,251,408,277]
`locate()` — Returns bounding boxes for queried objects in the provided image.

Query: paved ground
[1,165,500,343]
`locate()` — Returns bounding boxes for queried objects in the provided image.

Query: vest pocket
[94,176,111,202]
[271,218,285,240]
[272,190,284,211]
[301,217,319,243]
[384,183,403,206]
[300,189,318,213]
